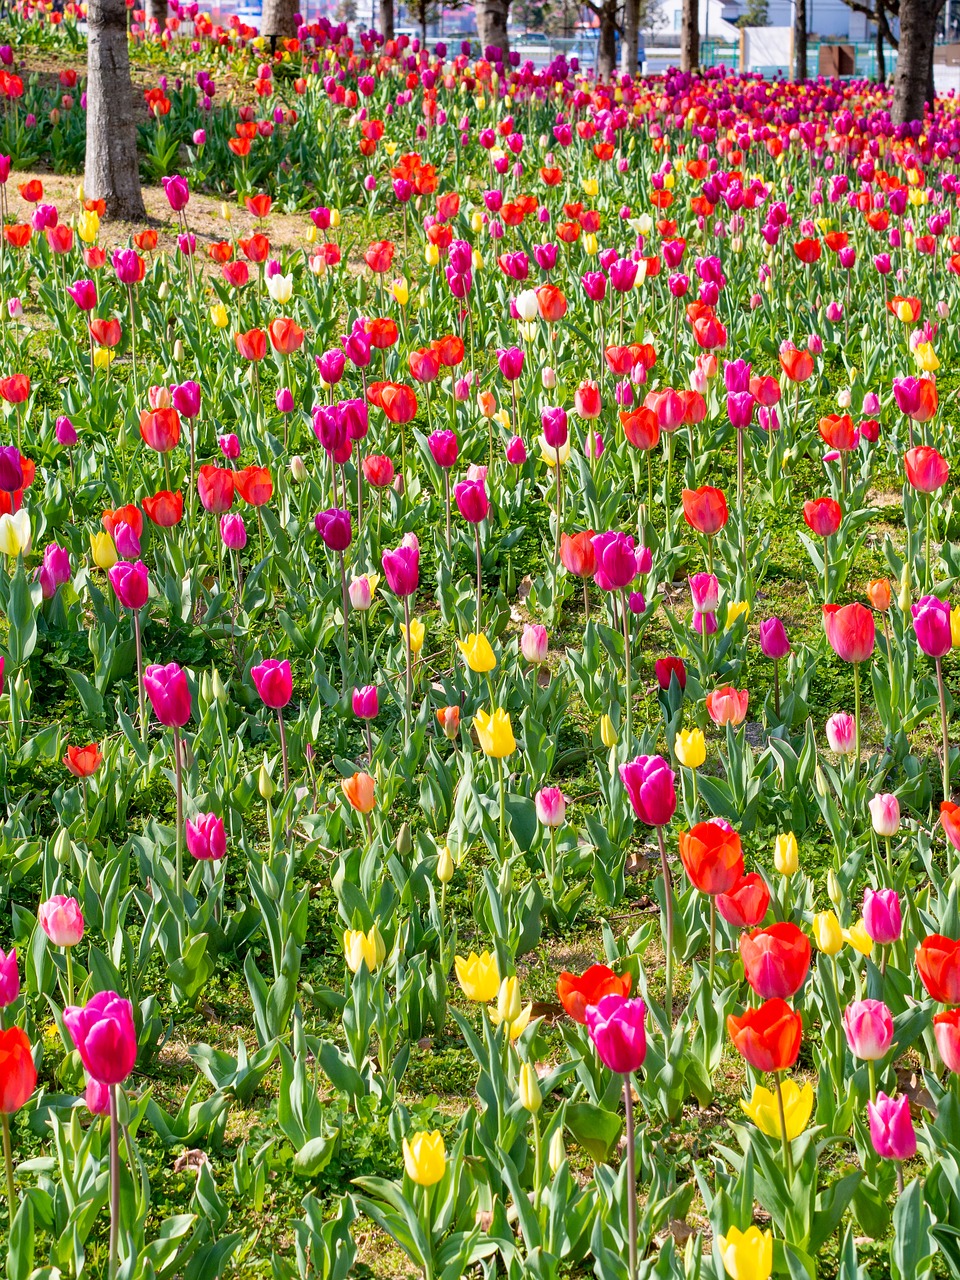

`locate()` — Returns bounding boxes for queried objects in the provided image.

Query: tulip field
[5,11,960,1280]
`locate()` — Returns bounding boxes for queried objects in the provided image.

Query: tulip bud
[290,455,308,483]
[774,832,798,876]
[200,671,212,704]
[600,714,618,748]
[815,766,829,797]
[898,562,912,613]
[259,762,275,800]
[53,826,72,865]
[158,281,170,300]
[211,669,228,704]
[173,339,184,362]
[827,869,843,910]
[519,1062,542,1113]
[497,976,522,1024]
[437,845,455,884]
[813,909,843,955]
[548,1127,566,1173]
[396,822,413,857]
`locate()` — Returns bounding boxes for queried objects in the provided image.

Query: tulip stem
[173,727,184,890]
[498,756,506,860]
[937,655,951,802]
[624,1075,638,1280]
[402,597,413,737]
[773,660,780,718]
[925,492,933,594]
[621,589,632,749]
[443,471,451,553]
[853,661,861,782]
[655,826,674,1025]
[65,947,75,1008]
[277,709,289,794]
[108,1084,120,1280]
[339,551,350,652]
[133,610,146,742]
[867,1059,877,1103]
[774,1071,794,1183]
[708,895,716,990]
[475,525,483,635]
[1,1113,15,1223]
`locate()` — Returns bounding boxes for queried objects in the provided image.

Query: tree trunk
[475,0,510,61]
[147,0,167,25]
[793,0,807,79]
[379,0,394,39]
[597,0,617,78]
[892,0,940,122]
[621,0,639,72]
[261,0,298,37]
[875,19,885,83]
[85,0,145,222]
[420,5,427,46]
[681,0,699,72]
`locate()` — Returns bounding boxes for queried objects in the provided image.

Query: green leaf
[564,1102,623,1163]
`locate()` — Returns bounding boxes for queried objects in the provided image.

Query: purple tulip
[316,349,346,384]
[541,406,568,449]
[759,617,791,660]
[723,358,752,393]
[66,278,97,311]
[620,755,677,826]
[314,507,352,551]
[40,545,70,602]
[112,249,143,285]
[161,173,190,212]
[0,446,22,493]
[591,532,638,592]
[912,595,952,658]
[56,416,78,446]
[608,257,638,293]
[585,995,647,1073]
[427,430,458,468]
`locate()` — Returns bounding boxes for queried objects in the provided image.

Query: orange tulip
[64,743,103,777]
[342,771,376,812]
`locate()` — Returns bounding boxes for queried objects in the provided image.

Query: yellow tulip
[90,531,117,570]
[718,1225,773,1280]
[457,633,496,673]
[424,243,440,267]
[470,210,484,234]
[343,925,386,974]
[77,209,100,244]
[952,607,960,649]
[540,434,571,467]
[581,176,599,197]
[582,233,599,256]
[391,277,409,306]
[455,950,500,1002]
[210,303,229,330]
[436,845,455,884]
[402,617,425,654]
[329,208,341,228]
[305,224,318,244]
[774,832,799,876]
[0,510,31,557]
[600,714,618,748]
[220,201,232,221]
[384,139,397,158]
[492,975,532,1040]
[813,910,843,956]
[474,707,516,757]
[726,600,750,629]
[741,1079,813,1141]
[914,341,939,372]
[519,1062,542,1113]
[675,728,706,769]
[843,918,874,956]
[402,1131,446,1186]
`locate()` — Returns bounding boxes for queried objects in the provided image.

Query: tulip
[39,543,72,599]
[774,832,799,875]
[535,786,567,827]
[353,686,378,720]
[675,727,706,769]
[843,919,874,955]
[0,948,19,1008]
[382,533,419,597]
[474,706,515,758]
[343,925,386,974]
[843,998,894,1066]
[401,1130,446,1190]
[916,934,960,1004]
[913,595,952,658]
[63,990,137,1086]
[342,771,376,814]
[144,662,191,727]
[64,743,103,778]
[0,510,31,557]
[556,965,631,1024]
[454,478,489,524]
[220,514,247,550]
[863,888,901,946]
[679,821,744,896]
[455,950,500,1002]
[905,445,949,493]
[727,997,802,1073]
[251,659,292,710]
[706,686,748,727]
[39,895,84,947]
[689,572,719,613]
[0,1028,37,1120]
[717,873,770,928]
[814,910,843,955]
[759,618,791,661]
[656,656,687,691]
[934,1009,960,1075]
[520,624,548,665]
[717,1226,773,1280]
[741,1078,813,1141]
[314,507,352,552]
[868,1092,916,1161]
[185,813,227,861]
[107,560,149,611]
[740,922,811,1000]
[826,712,856,754]
[868,793,900,838]
[585,995,647,1073]
[457,633,496,673]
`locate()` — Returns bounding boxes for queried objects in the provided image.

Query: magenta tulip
[620,755,677,826]
[863,888,902,945]
[143,663,192,727]
[585,995,647,1073]
[108,560,149,611]
[63,991,137,1086]
[843,999,894,1061]
[251,658,293,710]
[868,1092,917,1160]
[185,812,227,861]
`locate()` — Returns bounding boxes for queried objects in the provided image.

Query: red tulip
[556,964,631,1024]
[197,465,235,514]
[818,414,857,451]
[916,934,960,1004]
[102,505,143,540]
[678,821,744,895]
[803,496,842,537]
[268,318,305,355]
[823,603,875,663]
[739,921,811,999]
[89,318,122,348]
[235,329,267,361]
[364,240,395,273]
[64,743,103,778]
[380,383,418,424]
[142,490,184,526]
[560,531,597,578]
[235,466,273,506]
[0,1027,37,1113]
[716,872,770,927]
[904,446,949,493]
[139,408,181,453]
[727,998,802,1072]
[682,486,728,535]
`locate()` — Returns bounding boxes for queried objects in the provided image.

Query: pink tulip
[144,663,192,727]
[863,888,902,945]
[113,522,141,558]
[826,712,856,754]
[868,793,900,837]
[428,430,458,468]
[220,514,246,550]
[251,659,292,709]
[759,618,791,660]
[912,595,952,658]
[689,572,719,613]
[38,895,84,947]
[85,1076,111,1115]
[535,786,567,827]
[108,560,149,611]
[620,755,676,826]
[868,1092,916,1160]
[64,991,137,1085]
[185,812,227,861]
[591,532,639,592]
[585,995,647,1073]
[0,948,19,1008]
[843,998,894,1060]
[520,624,548,665]
[454,479,489,524]
[172,380,202,418]
[382,533,420,597]
[353,685,379,719]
